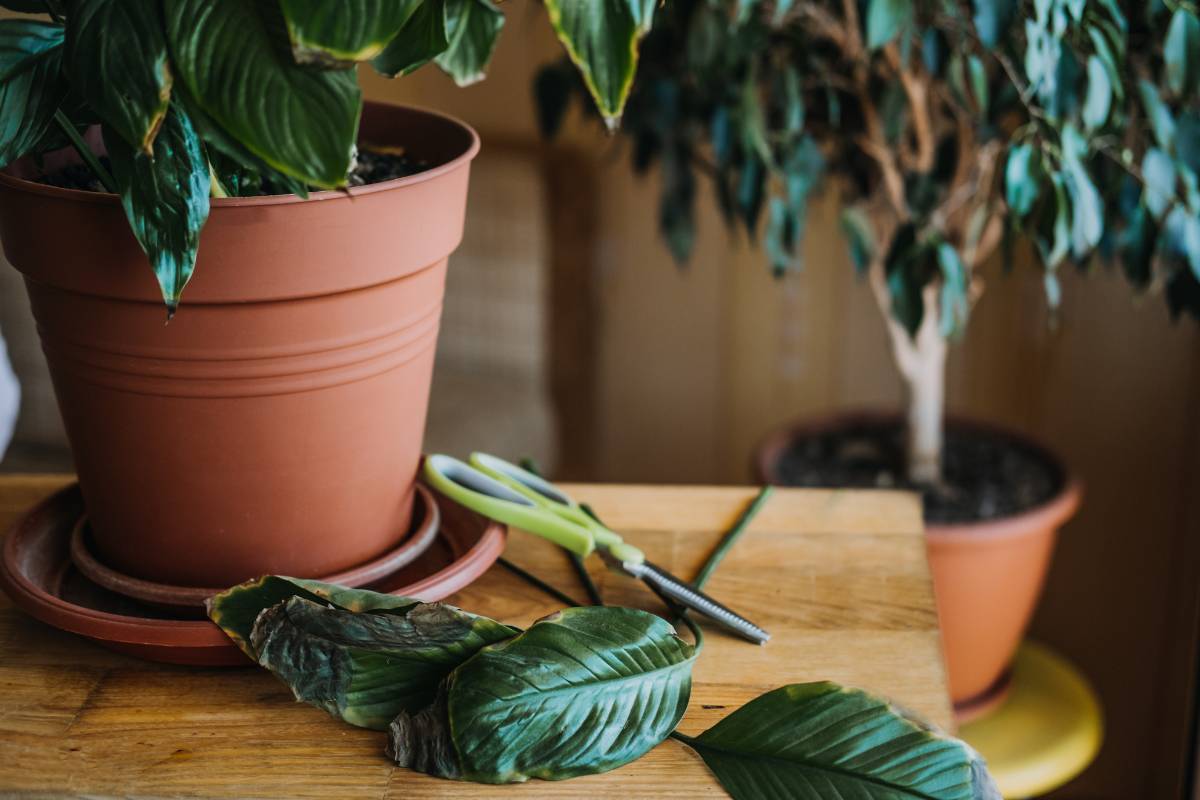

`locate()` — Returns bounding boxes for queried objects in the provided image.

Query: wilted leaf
[164,0,361,188]
[682,683,1000,800]
[372,0,449,78]
[250,596,518,730]
[389,606,696,783]
[280,0,421,65]
[103,103,209,314]
[66,0,172,153]
[544,0,656,126]
[435,0,504,86]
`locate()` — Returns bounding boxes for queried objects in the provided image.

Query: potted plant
[0,0,652,590]
[538,0,1200,712]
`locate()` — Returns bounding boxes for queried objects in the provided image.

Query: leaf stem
[53,111,116,194]
[497,557,581,608]
[566,551,604,605]
[692,486,773,591]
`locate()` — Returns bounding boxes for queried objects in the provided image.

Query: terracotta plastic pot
[0,102,479,588]
[755,411,1081,710]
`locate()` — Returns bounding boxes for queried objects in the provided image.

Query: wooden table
[0,476,951,797]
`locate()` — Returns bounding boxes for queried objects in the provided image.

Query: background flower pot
[0,102,478,588]
[755,411,1082,710]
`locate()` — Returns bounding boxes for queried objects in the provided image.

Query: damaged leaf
[250,596,518,730]
[388,606,696,783]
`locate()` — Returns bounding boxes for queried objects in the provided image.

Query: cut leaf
[389,606,696,783]
[0,18,62,83]
[163,0,361,188]
[280,0,422,65]
[435,0,504,86]
[372,0,448,77]
[66,0,172,153]
[208,575,427,659]
[103,103,210,315]
[683,682,1000,800]
[0,43,65,168]
[544,0,656,127]
[250,596,518,730]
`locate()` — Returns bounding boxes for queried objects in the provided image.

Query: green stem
[692,486,773,591]
[566,551,604,605]
[497,557,581,608]
[53,111,116,194]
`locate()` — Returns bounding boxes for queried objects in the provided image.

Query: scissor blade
[626,560,770,645]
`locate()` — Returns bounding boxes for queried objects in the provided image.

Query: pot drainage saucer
[0,482,506,666]
[67,484,443,613]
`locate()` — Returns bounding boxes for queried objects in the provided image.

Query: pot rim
[0,101,481,209]
[754,408,1083,543]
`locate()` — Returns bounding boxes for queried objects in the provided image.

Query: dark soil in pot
[771,419,1064,524]
[37,148,427,194]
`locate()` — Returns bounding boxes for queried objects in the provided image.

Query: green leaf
[1165,205,1200,281]
[661,144,696,264]
[1005,142,1042,217]
[884,223,925,338]
[1087,26,1123,101]
[1165,9,1200,97]
[0,43,64,168]
[866,0,914,49]
[103,104,210,315]
[250,596,518,730]
[972,0,1014,48]
[937,243,969,338]
[543,0,656,127]
[280,0,422,65]
[966,54,988,113]
[66,0,172,154]
[1082,55,1111,131]
[683,683,999,800]
[208,575,427,659]
[1038,172,1071,267]
[434,0,504,86]
[163,0,361,188]
[1138,80,1176,152]
[389,606,696,782]
[0,18,62,83]
[1142,148,1176,219]
[840,207,875,275]
[372,0,448,78]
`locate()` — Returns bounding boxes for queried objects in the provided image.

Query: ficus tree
[0,0,653,315]
[538,0,1200,485]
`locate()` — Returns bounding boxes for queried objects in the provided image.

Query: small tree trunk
[870,272,948,485]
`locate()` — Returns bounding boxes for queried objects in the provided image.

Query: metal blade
[624,560,770,645]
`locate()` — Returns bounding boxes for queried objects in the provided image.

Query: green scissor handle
[423,453,645,564]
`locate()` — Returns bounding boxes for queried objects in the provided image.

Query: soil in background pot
[773,420,1064,525]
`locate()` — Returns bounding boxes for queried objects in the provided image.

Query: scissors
[423,452,770,645]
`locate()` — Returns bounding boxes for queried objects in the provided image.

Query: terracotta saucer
[0,483,506,666]
[67,484,442,613]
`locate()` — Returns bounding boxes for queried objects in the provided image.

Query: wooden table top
[0,475,950,798]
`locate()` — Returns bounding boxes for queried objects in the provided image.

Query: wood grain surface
[0,476,950,798]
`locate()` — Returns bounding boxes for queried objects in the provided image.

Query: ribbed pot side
[0,103,479,588]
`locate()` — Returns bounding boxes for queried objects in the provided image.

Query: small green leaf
[1142,148,1176,219]
[1165,205,1200,281]
[1038,172,1071,268]
[1087,26,1123,101]
[389,606,696,783]
[543,0,656,127]
[972,0,1014,48]
[1138,80,1176,152]
[67,0,173,154]
[1165,9,1200,97]
[967,54,988,112]
[164,0,361,188]
[280,0,422,65]
[250,596,518,730]
[840,206,875,275]
[372,0,449,78]
[1005,142,1042,217]
[866,0,914,49]
[435,0,504,86]
[103,104,210,314]
[884,223,925,338]
[937,243,969,338]
[683,683,1000,800]
[1082,55,1111,131]
[0,19,62,83]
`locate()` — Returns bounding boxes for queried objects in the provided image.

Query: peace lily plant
[0,0,651,315]
[540,0,1200,485]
